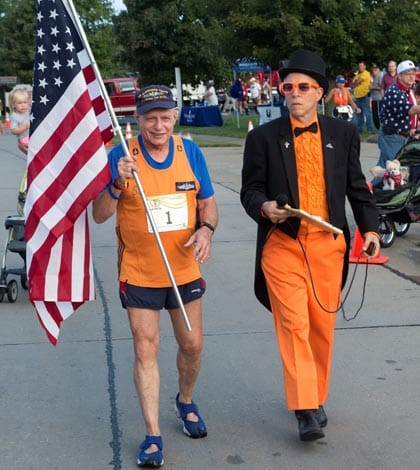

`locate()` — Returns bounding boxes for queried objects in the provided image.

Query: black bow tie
[294,122,318,137]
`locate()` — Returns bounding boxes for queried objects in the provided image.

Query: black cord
[285,221,369,321]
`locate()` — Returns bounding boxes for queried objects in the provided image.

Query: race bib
[146,193,188,232]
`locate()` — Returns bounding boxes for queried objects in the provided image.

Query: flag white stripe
[71,213,88,300]
[44,236,63,300]
[34,301,60,338]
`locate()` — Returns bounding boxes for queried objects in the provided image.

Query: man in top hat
[241,50,379,441]
[92,85,218,467]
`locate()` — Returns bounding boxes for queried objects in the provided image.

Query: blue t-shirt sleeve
[183,138,215,199]
[106,142,126,185]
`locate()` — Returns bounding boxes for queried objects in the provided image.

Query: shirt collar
[396,79,410,92]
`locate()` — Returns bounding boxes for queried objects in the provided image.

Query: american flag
[26,0,113,345]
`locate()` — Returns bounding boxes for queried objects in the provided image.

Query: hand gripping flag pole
[64,0,192,332]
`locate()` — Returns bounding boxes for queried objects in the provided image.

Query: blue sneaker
[175,393,207,438]
[137,435,164,468]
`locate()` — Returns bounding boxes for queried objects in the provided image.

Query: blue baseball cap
[135,85,176,115]
[336,75,346,83]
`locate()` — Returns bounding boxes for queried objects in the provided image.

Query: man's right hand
[261,200,291,225]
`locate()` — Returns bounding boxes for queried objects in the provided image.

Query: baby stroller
[0,215,27,302]
[374,139,420,248]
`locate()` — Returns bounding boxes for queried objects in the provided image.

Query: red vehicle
[104,77,139,116]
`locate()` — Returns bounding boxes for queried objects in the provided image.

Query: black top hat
[279,49,328,95]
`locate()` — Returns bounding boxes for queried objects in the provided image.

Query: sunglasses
[280,82,320,94]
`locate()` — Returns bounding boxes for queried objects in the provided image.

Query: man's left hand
[184,227,213,264]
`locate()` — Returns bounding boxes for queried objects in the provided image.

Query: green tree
[114,0,233,86]
[226,0,365,75]
[360,0,420,68]
[0,0,125,83]
[226,0,419,78]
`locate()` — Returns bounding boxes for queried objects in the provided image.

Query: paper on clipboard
[285,206,343,235]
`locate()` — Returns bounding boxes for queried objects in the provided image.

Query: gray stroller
[0,215,27,302]
[374,139,420,248]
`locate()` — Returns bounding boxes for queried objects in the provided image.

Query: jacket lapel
[319,116,337,208]
[277,120,299,207]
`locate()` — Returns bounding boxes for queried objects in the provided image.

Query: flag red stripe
[82,64,96,85]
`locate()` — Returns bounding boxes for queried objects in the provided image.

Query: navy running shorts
[119,278,206,310]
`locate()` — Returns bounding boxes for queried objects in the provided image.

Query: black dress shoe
[314,405,328,428]
[295,410,325,441]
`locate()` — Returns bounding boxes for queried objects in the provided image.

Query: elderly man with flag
[92,85,218,467]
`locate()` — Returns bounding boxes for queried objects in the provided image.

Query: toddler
[9,86,31,215]
[9,86,31,150]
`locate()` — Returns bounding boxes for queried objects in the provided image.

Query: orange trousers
[261,229,346,410]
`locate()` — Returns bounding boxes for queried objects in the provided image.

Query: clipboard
[285,206,343,235]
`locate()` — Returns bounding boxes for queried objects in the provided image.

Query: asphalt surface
[0,129,419,470]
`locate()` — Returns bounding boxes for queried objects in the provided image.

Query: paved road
[0,132,419,469]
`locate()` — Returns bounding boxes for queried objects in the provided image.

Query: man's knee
[179,336,203,358]
[133,333,160,362]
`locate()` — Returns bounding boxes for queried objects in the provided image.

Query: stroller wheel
[379,216,395,248]
[7,280,18,303]
[394,222,410,237]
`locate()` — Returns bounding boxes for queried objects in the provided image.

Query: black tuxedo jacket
[241,114,379,311]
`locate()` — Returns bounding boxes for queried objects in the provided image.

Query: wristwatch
[199,221,215,233]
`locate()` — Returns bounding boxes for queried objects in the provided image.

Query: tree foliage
[0,0,418,88]
[114,0,419,86]
[114,0,233,86]
[0,0,125,83]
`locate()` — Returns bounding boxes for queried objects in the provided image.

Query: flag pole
[63,0,192,332]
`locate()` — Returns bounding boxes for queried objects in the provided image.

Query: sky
[111,0,126,13]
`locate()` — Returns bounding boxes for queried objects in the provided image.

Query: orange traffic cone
[125,121,132,139]
[4,112,10,129]
[349,227,389,264]
[247,120,254,132]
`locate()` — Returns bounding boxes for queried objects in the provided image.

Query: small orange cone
[349,227,389,264]
[125,121,132,139]
[247,119,254,132]
[4,112,10,129]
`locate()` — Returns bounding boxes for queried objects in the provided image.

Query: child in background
[9,86,31,215]
[9,86,30,151]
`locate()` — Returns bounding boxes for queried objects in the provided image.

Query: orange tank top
[116,135,201,287]
[332,88,349,106]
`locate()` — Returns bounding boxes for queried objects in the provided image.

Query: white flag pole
[63,0,192,331]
